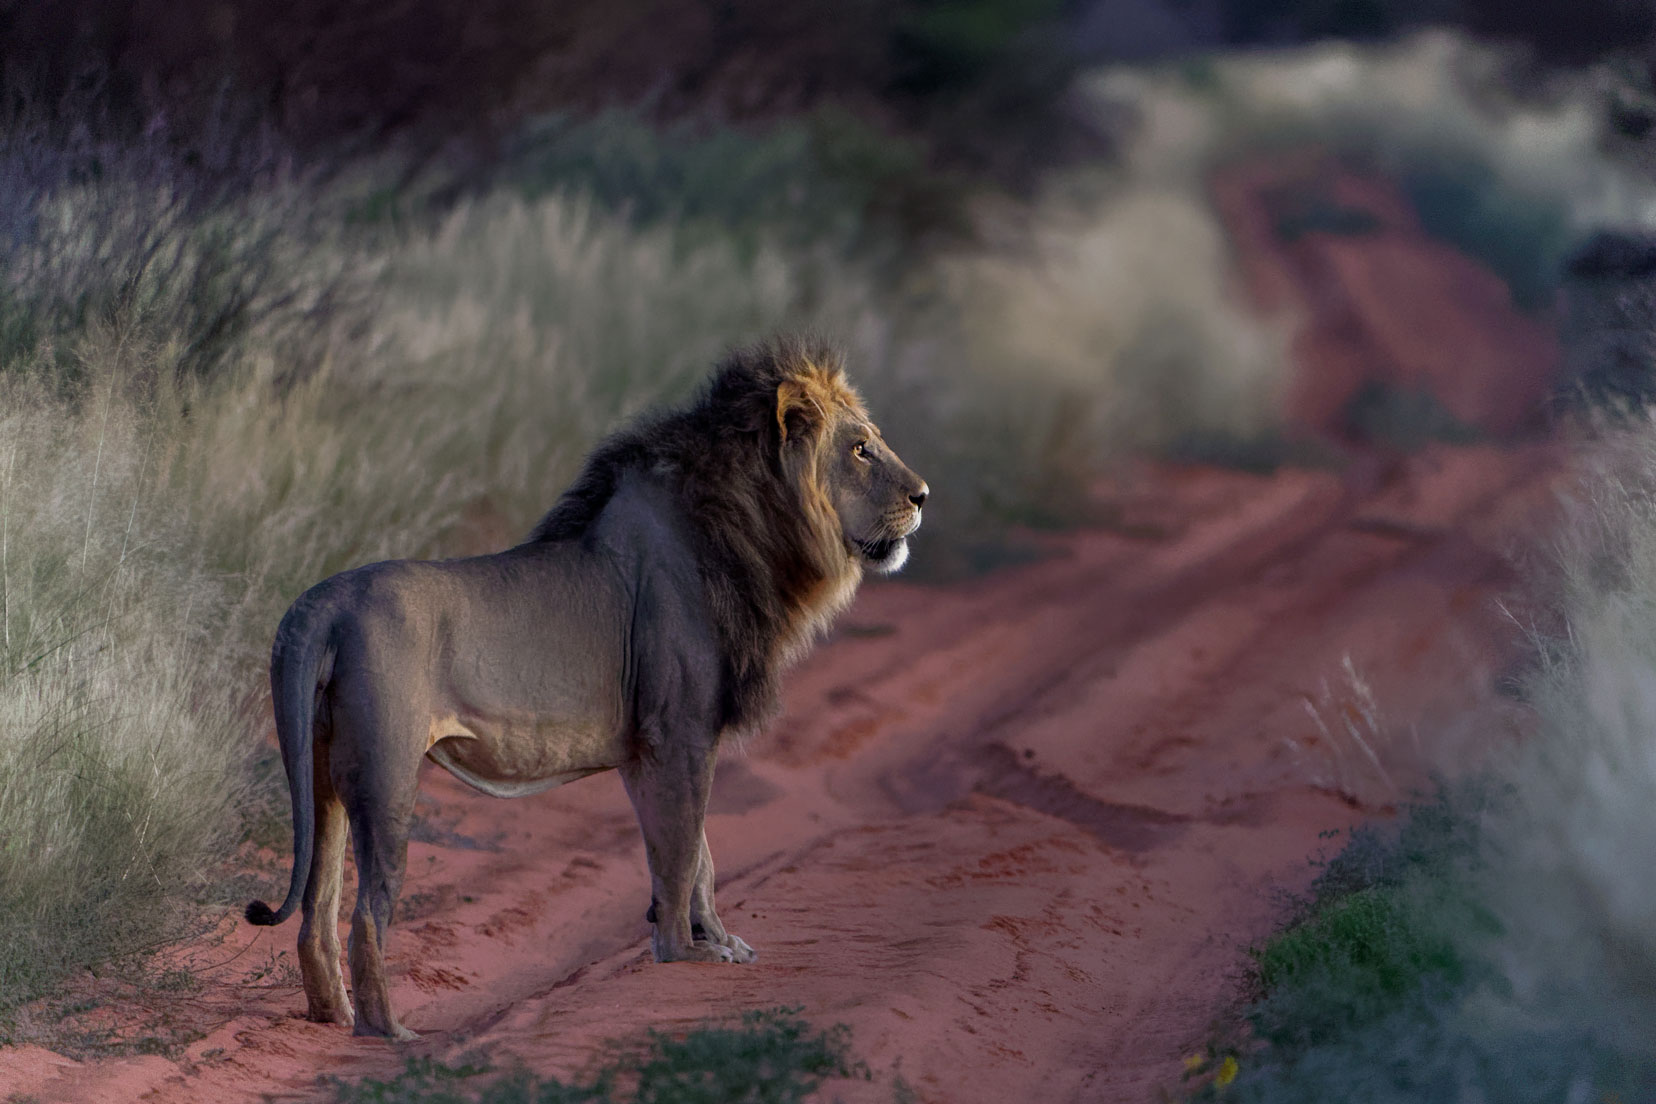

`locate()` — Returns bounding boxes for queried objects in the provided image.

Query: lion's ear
[775,379,825,445]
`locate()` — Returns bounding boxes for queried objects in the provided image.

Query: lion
[245,337,928,1039]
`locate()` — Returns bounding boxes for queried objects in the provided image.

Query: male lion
[245,338,928,1039]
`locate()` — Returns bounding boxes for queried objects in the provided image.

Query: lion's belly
[424,713,627,798]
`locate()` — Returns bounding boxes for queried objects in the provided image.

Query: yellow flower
[1183,1053,1206,1072]
[1215,1055,1239,1088]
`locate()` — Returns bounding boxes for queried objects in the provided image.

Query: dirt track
[1,166,1569,1103]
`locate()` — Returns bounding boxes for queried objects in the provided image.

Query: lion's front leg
[621,754,739,964]
[690,831,756,963]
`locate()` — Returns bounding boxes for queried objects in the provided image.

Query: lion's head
[772,355,927,578]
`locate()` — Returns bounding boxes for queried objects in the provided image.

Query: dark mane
[524,336,860,731]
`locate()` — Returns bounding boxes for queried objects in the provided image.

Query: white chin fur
[868,538,909,574]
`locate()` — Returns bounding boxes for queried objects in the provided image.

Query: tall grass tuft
[1485,429,1656,1064]
[0,374,249,1017]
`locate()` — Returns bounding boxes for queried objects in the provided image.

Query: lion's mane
[526,336,866,731]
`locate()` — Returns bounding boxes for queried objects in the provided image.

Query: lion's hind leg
[690,831,756,963]
[333,721,423,1041]
[297,734,353,1026]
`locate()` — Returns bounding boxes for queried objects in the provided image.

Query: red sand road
[0,168,1569,1102]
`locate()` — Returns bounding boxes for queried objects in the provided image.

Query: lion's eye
[853,441,872,460]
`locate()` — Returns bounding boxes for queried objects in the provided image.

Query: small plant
[627,1008,867,1104]
[328,1008,867,1104]
[1241,785,1492,1055]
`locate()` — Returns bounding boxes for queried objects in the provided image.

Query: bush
[1240,788,1495,1062]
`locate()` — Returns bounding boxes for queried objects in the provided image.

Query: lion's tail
[246,596,337,927]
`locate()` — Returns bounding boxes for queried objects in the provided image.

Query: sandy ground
[0,165,1569,1103]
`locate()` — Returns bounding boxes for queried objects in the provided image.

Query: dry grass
[1485,426,1656,1059]
[0,374,251,1018]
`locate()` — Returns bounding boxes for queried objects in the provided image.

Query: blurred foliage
[1216,0,1656,65]
[893,0,1067,87]
[495,107,967,253]
[1210,783,1656,1101]
[0,0,1085,187]
[1342,382,1481,450]
[1396,158,1575,313]
[1560,230,1656,414]
[1196,785,1565,1102]
[1243,786,1494,1056]
[1219,0,1460,43]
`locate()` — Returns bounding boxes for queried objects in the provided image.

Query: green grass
[1240,787,1493,1056]
[1210,716,1656,1101]
[1251,887,1465,1045]
[1182,789,1498,1099]
[327,1008,868,1104]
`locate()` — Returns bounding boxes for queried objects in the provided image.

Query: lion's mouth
[854,536,897,560]
[851,509,921,573]
[852,536,909,573]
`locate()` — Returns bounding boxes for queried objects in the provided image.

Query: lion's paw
[658,939,737,964]
[719,934,758,963]
[353,1020,420,1042]
[306,1004,355,1028]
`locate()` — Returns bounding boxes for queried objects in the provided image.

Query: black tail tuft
[245,899,281,926]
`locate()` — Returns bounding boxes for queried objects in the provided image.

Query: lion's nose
[910,484,929,509]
